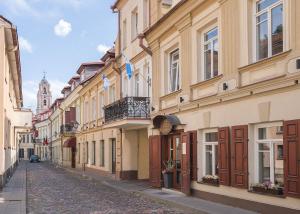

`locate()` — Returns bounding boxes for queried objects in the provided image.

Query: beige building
[19,132,34,160]
[143,0,300,212]
[0,16,32,188]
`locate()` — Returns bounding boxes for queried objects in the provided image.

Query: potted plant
[251,181,284,196]
[162,159,175,188]
[202,175,219,186]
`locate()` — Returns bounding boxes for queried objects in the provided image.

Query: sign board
[159,119,173,135]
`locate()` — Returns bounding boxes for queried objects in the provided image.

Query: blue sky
[0,0,117,112]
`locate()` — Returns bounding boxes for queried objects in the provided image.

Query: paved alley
[26,162,193,214]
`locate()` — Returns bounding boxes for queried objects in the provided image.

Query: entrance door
[181,132,191,195]
[71,147,76,168]
[168,135,182,189]
[111,139,116,174]
[149,135,162,187]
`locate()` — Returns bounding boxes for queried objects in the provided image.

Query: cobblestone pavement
[27,162,192,214]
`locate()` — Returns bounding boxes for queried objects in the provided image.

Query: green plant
[162,159,175,174]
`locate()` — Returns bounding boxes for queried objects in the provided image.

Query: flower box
[202,176,219,186]
[251,185,284,196]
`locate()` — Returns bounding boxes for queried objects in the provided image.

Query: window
[143,0,149,29]
[255,0,283,61]
[203,131,218,176]
[255,124,284,186]
[203,27,218,80]
[84,101,89,123]
[43,87,47,94]
[99,92,104,118]
[109,85,116,103]
[122,19,127,49]
[169,49,180,92]
[92,97,96,121]
[100,140,105,167]
[134,73,140,96]
[19,149,24,158]
[43,100,47,106]
[131,8,138,40]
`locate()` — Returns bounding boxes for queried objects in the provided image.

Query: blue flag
[102,75,110,90]
[125,62,132,79]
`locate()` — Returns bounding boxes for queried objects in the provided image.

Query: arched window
[43,87,47,94]
[44,100,47,106]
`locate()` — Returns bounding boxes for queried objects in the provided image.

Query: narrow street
[26,162,190,214]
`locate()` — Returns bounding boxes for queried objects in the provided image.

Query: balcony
[104,97,150,125]
[60,124,77,137]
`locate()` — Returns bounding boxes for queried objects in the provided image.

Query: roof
[111,0,121,10]
[100,47,115,62]
[76,61,104,74]
[50,97,64,109]
[61,85,71,94]
[68,75,80,85]
[79,70,101,86]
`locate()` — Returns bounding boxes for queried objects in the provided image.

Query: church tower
[36,74,52,114]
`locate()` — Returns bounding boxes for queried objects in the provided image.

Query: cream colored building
[144,0,300,211]
[19,132,34,160]
[0,16,32,188]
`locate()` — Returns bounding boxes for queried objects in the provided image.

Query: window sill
[160,89,182,100]
[197,181,220,187]
[248,190,286,199]
[238,50,292,73]
[190,74,223,89]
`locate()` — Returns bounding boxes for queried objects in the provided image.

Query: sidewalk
[0,161,26,214]
[63,166,257,214]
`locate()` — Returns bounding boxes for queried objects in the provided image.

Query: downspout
[49,116,53,162]
[58,106,64,167]
[112,7,123,177]
[138,34,152,56]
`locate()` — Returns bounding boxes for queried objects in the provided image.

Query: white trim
[254,121,283,184]
[202,129,218,177]
[168,48,180,93]
[253,0,283,62]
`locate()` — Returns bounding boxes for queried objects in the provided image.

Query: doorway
[71,147,76,168]
[111,139,116,174]
[166,134,182,190]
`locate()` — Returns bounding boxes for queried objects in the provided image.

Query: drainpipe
[49,116,53,162]
[119,128,123,178]
[58,106,64,167]
[138,34,152,56]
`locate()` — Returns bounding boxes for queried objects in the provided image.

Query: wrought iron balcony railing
[104,97,150,123]
[60,124,77,136]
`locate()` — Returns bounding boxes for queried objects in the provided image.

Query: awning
[63,137,76,148]
[153,115,182,129]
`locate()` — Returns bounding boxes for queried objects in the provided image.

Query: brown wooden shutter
[284,120,300,198]
[149,135,162,188]
[218,127,230,186]
[69,107,76,123]
[231,125,248,188]
[189,131,197,181]
[65,111,70,124]
[181,132,191,195]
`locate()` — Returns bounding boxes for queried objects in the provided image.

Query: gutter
[138,34,152,56]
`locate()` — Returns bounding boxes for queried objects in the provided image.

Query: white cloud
[2,0,40,16]
[54,19,72,37]
[19,37,33,53]
[97,44,110,54]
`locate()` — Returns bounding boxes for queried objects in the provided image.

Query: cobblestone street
[26,162,190,214]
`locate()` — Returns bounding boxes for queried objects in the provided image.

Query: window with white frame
[99,92,104,118]
[122,19,127,49]
[131,8,138,40]
[134,73,140,96]
[169,49,180,92]
[84,101,89,123]
[255,0,283,61]
[109,85,116,103]
[92,97,96,121]
[143,0,149,29]
[202,130,218,176]
[255,124,284,186]
[203,27,218,80]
